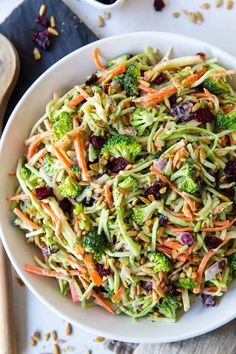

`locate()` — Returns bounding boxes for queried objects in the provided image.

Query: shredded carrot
[98,64,126,83]
[7,194,30,201]
[203,88,214,102]
[168,226,194,232]
[201,286,218,292]
[104,184,113,209]
[75,85,90,100]
[13,208,39,230]
[184,67,206,87]
[138,84,157,94]
[93,48,106,71]
[156,246,190,262]
[151,166,196,212]
[24,264,62,277]
[67,255,87,274]
[209,70,235,78]
[67,94,85,109]
[219,135,227,147]
[160,239,192,255]
[193,249,215,294]
[165,208,194,221]
[74,135,89,181]
[69,282,80,302]
[112,285,125,302]
[79,275,115,314]
[41,202,58,223]
[54,146,74,177]
[73,115,79,129]
[8,170,16,176]
[27,135,42,160]
[141,86,178,108]
[84,253,103,286]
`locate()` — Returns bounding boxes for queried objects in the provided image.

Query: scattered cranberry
[171,100,194,122]
[89,135,106,150]
[35,16,50,28]
[59,198,72,213]
[35,187,53,200]
[32,30,51,51]
[102,84,110,94]
[95,263,111,277]
[144,182,167,199]
[177,232,194,246]
[194,108,214,123]
[154,0,165,11]
[107,157,129,173]
[158,214,168,226]
[85,74,98,86]
[225,161,236,176]
[169,94,177,107]
[219,187,235,198]
[197,52,206,59]
[205,235,223,249]
[152,73,167,85]
[201,294,216,307]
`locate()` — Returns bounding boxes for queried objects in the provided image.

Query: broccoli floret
[216,109,236,130]
[70,165,80,178]
[59,176,82,199]
[132,201,159,226]
[119,176,138,192]
[82,230,107,256]
[203,78,231,96]
[44,154,63,178]
[20,166,43,189]
[112,74,124,87]
[73,202,84,215]
[53,112,73,141]
[100,134,141,162]
[229,252,236,277]
[156,295,181,320]
[131,107,157,136]
[178,278,197,289]
[123,62,140,97]
[171,162,199,194]
[148,251,172,272]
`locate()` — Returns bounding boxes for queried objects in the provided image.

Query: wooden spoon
[0,33,20,354]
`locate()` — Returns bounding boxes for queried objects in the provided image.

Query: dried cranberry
[205,235,223,249]
[194,108,214,123]
[152,73,167,85]
[95,263,111,277]
[167,284,178,296]
[219,187,235,198]
[35,187,53,200]
[171,101,194,122]
[89,135,106,150]
[35,16,50,27]
[177,232,194,246]
[201,294,216,307]
[102,84,110,94]
[158,214,168,226]
[85,74,98,86]
[144,182,167,199]
[225,161,236,176]
[59,198,72,213]
[92,173,103,180]
[169,94,177,107]
[154,0,165,11]
[197,52,206,59]
[32,30,51,51]
[141,281,153,291]
[107,157,129,173]
[196,176,203,192]
[82,198,94,207]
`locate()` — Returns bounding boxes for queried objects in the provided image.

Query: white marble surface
[1,0,236,353]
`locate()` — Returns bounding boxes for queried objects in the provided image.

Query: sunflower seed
[39,4,46,16]
[50,16,56,28]
[216,0,223,7]
[48,27,59,36]
[227,0,234,9]
[97,16,105,27]
[172,11,180,18]
[33,47,41,61]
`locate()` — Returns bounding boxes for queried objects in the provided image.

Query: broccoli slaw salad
[9,46,236,322]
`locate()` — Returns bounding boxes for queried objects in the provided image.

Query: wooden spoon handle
[0,242,17,354]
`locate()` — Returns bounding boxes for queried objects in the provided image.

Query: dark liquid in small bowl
[96,0,117,4]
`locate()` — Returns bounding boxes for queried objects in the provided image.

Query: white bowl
[0,32,236,343]
[80,0,126,10]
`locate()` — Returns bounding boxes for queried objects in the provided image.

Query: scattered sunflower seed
[201,2,211,9]
[16,276,24,286]
[104,11,111,20]
[31,338,37,347]
[216,0,223,7]
[44,332,50,341]
[196,11,205,22]
[48,27,59,36]
[39,4,46,16]
[172,11,180,18]
[95,337,105,342]
[50,16,56,28]
[227,0,234,9]
[33,331,41,341]
[51,330,58,341]
[33,47,41,61]
[66,323,72,336]
[97,16,105,27]
[54,344,61,354]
